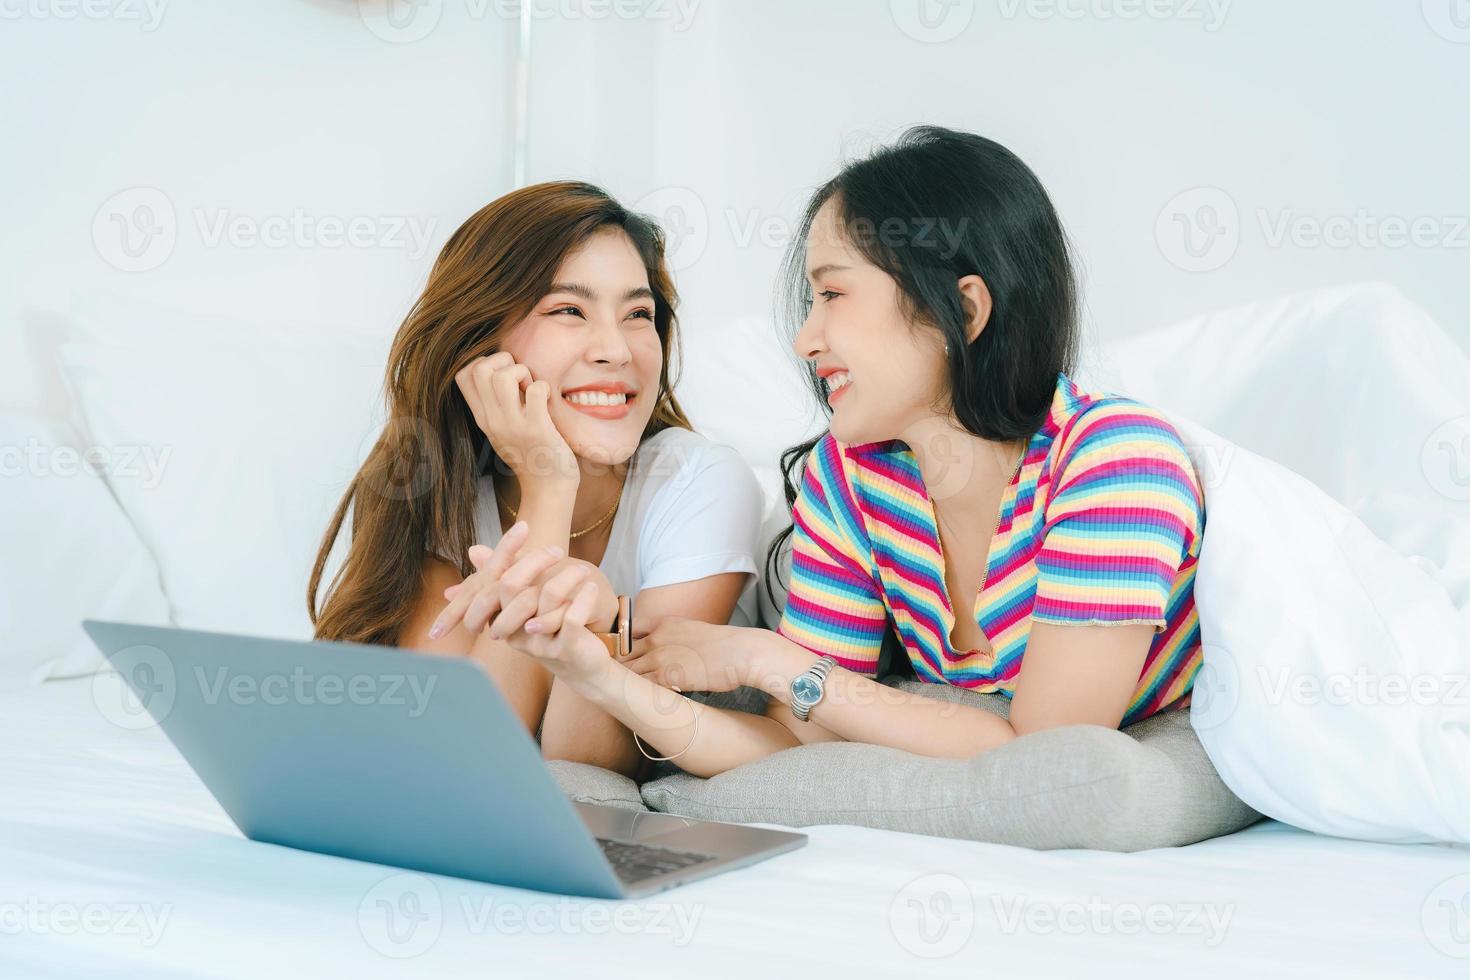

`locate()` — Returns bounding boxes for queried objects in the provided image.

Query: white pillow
[1177,414,1470,844]
[673,314,822,501]
[56,298,389,639]
[0,411,170,686]
[1079,281,1470,618]
[674,315,825,628]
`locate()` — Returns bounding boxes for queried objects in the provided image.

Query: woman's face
[499,227,664,468]
[793,199,947,445]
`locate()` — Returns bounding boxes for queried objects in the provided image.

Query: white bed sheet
[2,676,1465,979]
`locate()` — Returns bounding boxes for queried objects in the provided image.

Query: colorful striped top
[776,371,1205,726]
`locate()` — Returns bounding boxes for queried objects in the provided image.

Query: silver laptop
[81,619,806,900]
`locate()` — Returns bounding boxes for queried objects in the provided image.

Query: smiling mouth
[825,371,852,402]
[562,390,636,419]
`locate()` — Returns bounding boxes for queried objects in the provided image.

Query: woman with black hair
[443,126,1206,776]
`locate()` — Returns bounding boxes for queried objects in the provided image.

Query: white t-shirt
[473,426,765,627]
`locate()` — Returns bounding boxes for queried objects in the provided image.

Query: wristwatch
[789,655,838,722]
[592,594,633,659]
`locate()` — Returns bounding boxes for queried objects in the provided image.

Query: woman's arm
[631,618,1016,758]
[499,574,1157,774]
[634,574,749,633]
[401,549,558,736]
[406,555,757,758]
[535,571,751,772]
[514,481,577,556]
[452,549,799,775]
[739,620,1155,753]
[629,615,1154,760]
[544,611,1158,772]
[454,351,580,556]
[565,656,802,779]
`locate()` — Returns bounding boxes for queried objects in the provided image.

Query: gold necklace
[500,486,623,540]
[932,439,1027,541]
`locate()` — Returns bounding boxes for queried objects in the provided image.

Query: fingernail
[427,623,443,639]
[525,621,542,634]
[512,520,528,534]
[548,546,564,558]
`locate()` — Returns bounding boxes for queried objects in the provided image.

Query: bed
[3,676,1465,978]
[6,282,1468,977]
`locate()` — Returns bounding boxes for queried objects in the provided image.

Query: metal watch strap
[791,655,837,721]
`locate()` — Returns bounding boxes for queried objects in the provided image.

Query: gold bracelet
[632,686,699,762]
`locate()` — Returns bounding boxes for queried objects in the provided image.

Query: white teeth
[565,390,628,407]
[827,371,852,392]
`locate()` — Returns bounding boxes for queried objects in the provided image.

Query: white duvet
[3,677,1467,979]
[1078,282,1470,845]
[1179,415,1470,844]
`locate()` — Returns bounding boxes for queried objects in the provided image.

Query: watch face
[791,675,822,706]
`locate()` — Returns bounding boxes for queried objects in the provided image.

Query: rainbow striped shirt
[777,372,1205,726]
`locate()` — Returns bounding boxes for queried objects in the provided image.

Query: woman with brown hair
[308,181,764,781]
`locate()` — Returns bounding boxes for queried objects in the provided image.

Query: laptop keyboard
[596,837,716,883]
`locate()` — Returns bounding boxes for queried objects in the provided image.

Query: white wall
[3,2,1463,639]
[5,0,1466,427]
[523,0,1470,362]
[0,0,519,419]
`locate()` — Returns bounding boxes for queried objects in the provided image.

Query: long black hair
[764,125,1081,608]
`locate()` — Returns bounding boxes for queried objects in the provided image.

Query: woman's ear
[956,274,993,345]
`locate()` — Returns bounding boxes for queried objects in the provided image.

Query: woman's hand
[443,552,619,640]
[456,351,578,489]
[623,618,772,693]
[486,565,616,688]
[427,521,566,639]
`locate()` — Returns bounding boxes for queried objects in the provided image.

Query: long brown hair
[309,181,692,646]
